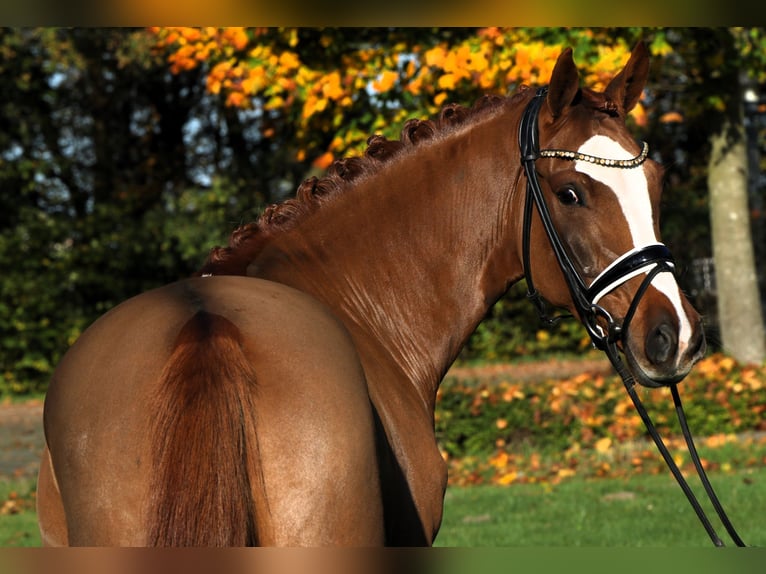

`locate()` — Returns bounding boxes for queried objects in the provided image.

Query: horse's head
[521,43,705,388]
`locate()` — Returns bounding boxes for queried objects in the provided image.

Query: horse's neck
[252,108,525,411]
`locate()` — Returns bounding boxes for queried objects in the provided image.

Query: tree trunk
[708,104,766,364]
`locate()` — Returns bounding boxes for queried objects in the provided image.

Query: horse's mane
[196,92,519,277]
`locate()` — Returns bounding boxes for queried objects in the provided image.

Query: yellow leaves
[278,51,300,72]
[740,368,763,391]
[156,27,251,74]
[302,95,326,119]
[372,70,398,93]
[557,468,576,479]
[221,27,249,51]
[650,36,673,58]
[490,451,510,468]
[629,103,648,128]
[497,471,518,485]
[264,95,285,111]
[595,437,612,453]
[154,27,310,112]
[206,60,232,94]
[443,45,472,76]
[241,67,266,95]
[584,44,631,90]
[438,74,459,90]
[154,26,664,151]
[440,350,766,488]
[507,42,562,85]
[488,452,519,485]
[718,356,736,372]
[320,71,344,100]
[300,71,353,119]
[425,45,447,68]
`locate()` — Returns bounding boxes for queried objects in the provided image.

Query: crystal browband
[539,141,649,168]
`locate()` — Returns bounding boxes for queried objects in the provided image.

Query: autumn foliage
[149,27,652,170]
[436,354,766,486]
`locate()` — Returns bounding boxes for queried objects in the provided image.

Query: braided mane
[197,93,511,277]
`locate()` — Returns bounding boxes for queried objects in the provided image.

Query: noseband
[518,87,746,547]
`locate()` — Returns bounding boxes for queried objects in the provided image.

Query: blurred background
[1,27,764,396]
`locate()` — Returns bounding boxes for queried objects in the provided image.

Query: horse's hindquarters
[40,276,385,546]
[36,446,68,546]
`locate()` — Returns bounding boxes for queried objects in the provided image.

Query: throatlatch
[518,87,746,548]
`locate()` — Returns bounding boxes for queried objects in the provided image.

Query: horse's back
[40,275,383,545]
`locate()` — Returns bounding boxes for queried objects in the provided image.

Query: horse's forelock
[582,88,620,117]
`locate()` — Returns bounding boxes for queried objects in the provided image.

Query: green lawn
[0,478,39,547]
[2,469,764,547]
[436,467,766,547]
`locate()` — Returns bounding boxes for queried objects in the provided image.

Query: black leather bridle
[519,87,746,547]
[519,87,676,351]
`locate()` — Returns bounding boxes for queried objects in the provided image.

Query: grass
[1,469,763,548]
[0,478,39,547]
[435,467,766,547]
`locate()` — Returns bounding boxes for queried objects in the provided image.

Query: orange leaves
[439,353,766,487]
[278,51,300,72]
[660,111,684,124]
[319,71,345,100]
[583,44,631,90]
[508,42,562,85]
[425,45,447,68]
[221,27,249,51]
[372,70,398,93]
[206,60,232,94]
[153,27,308,111]
[151,27,664,170]
[312,151,334,170]
[155,27,251,74]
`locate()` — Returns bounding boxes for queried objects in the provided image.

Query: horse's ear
[546,48,580,119]
[605,42,650,115]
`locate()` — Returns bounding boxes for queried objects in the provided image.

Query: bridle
[519,87,746,547]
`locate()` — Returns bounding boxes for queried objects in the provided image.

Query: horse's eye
[556,186,581,206]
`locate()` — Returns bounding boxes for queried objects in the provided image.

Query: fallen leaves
[0,490,35,515]
[437,353,766,487]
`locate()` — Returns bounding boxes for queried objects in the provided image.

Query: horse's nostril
[646,322,677,366]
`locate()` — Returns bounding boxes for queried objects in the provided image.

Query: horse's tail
[147,310,262,546]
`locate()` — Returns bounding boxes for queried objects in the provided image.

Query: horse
[36,42,706,546]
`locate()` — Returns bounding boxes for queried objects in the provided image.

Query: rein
[518,87,746,547]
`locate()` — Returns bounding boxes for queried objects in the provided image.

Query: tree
[5,27,764,396]
[651,28,766,364]
[0,29,260,393]
[704,30,766,364]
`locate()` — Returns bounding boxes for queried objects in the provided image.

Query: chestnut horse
[37,43,705,546]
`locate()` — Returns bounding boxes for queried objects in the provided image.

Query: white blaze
[574,135,693,357]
